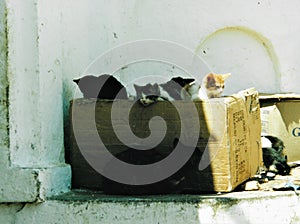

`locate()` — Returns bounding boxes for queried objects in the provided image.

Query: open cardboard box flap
[260,93,300,102]
[260,93,300,162]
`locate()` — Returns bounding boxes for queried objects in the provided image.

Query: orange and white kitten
[181,73,231,100]
[199,73,231,99]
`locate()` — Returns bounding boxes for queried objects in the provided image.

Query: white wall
[61,0,300,104]
[1,0,300,207]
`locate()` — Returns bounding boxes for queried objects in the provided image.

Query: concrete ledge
[6,190,300,223]
[0,168,39,202]
[0,165,71,203]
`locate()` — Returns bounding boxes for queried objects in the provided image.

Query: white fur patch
[181,82,201,100]
[197,88,208,100]
[261,136,272,148]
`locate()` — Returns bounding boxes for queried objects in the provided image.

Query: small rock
[245,180,260,191]
[266,172,276,178]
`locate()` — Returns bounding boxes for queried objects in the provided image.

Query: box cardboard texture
[69,88,262,193]
[260,94,300,162]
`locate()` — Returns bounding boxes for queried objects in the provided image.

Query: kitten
[134,77,196,106]
[181,73,231,100]
[160,77,195,100]
[73,74,128,99]
[134,83,167,106]
[200,73,231,98]
[261,135,290,175]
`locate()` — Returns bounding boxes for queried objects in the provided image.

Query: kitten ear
[134,84,142,92]
[150,83,159,92]
[73,78,80,85]
[222,73,231,80]
[185,78,195,85]
[205,73,215,82]
[133,84,140,89]
[134,84,143,98]
[160,82,166,88]
[153,83,159,88]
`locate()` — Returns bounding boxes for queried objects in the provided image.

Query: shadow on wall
[195,26,281,95]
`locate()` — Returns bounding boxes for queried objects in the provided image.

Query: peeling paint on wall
[0,0,9,167]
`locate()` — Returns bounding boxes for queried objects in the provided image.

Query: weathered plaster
[1,0,71,203]
[2,191,300,224]
[0,0,9,168]
[1,0,300,221]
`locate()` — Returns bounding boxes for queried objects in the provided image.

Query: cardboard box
[260,94,300,162]
[69,88,262,193]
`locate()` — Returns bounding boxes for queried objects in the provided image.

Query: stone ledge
[0,164,71,203]
[11,190,298,224]
[1,190,300,223]
[0,168,38,202]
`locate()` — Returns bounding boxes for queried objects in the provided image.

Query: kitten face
[134,83,164,106]
[201,73,231,98]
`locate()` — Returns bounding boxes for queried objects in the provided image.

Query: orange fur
[180,72,231,100]
[201,73,231,98]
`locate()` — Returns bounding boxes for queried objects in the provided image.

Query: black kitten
[133,83,167,106]
[262,135,285,152]
[133,77,195,106]
[261,135,290,175]
[160,77,195,100]
[73,74,128,99]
